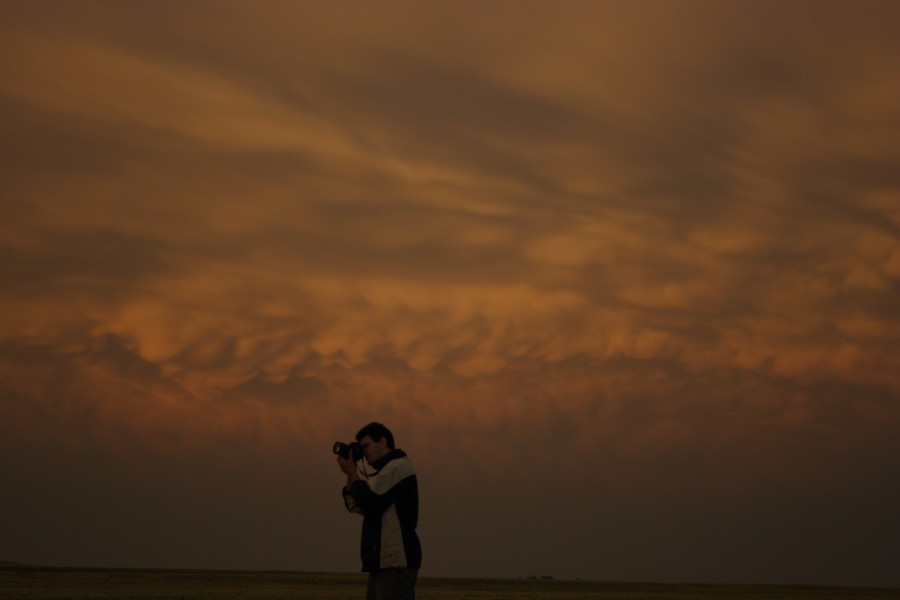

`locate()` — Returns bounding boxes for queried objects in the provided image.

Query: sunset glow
[2,0,898,587]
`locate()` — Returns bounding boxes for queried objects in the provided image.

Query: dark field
[1,564,896,600]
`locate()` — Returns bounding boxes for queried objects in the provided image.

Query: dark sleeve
[347,475,417,517]
[343,485,362,514]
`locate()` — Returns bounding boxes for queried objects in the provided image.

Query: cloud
[1,0,899,585]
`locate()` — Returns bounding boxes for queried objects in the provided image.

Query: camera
[333,441,364,461]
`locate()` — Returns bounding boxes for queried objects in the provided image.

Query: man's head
[355,422,395,465]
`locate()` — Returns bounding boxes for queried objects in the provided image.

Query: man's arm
[345,461,417,516]
[338,455,364,514]
[337,454,360,489]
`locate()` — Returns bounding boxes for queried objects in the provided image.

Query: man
[338,422,422,600]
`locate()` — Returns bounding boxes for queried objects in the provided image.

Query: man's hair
[356,422,395,449]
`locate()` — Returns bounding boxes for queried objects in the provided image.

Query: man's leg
[366,568,418,600]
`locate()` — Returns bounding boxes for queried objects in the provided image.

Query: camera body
[333,440,364,461]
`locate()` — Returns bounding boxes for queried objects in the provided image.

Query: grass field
[1,564,897,600]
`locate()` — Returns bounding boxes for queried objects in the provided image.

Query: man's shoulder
[384,454,415,475]
[373,453,416,488]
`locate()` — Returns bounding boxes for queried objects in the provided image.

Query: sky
[1,0,899,588]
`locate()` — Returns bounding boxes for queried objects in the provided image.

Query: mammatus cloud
[1,0,899,586]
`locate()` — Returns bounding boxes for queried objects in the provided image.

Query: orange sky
[2,0,899,587]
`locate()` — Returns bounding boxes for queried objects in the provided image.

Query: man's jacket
[343,449,422,572]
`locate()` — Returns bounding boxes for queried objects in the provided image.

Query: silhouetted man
[337,422,421,600]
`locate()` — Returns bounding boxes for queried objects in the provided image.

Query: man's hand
[337,454,360,487]
[337,454,356,475]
